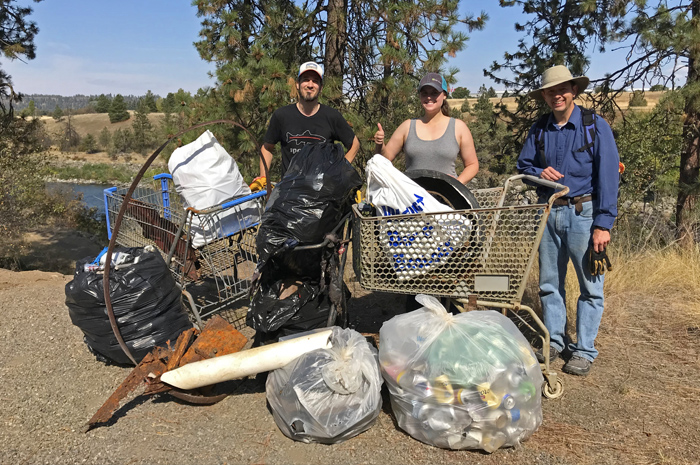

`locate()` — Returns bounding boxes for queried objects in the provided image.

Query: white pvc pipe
[160,329,333,390]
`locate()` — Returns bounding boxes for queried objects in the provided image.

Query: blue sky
[3,0,635,98]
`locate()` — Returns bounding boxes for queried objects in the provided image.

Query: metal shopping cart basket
[352,174,569,398]
[104,174,265,329]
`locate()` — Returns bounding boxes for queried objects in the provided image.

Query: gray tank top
[404,118,459,177]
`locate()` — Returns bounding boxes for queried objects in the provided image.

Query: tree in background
[20,100,36,118]
[108,94,130,123]
[465,91,511,184]
[94,94,111,113]
[109,127,133,158]
[52,105,63,122]
[452,87,471,99]
[80,133,98,154]
[0,0,46,266]
[142,90,158,113]
[98,127,111,151]
[628,91,647,107]
[604,0,700,248]
[132,99,155,155]
[58,110,80,152]
[192,0,486,177]
[485,0,626,155]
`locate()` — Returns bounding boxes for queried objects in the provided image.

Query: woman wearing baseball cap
[373,72,479,184]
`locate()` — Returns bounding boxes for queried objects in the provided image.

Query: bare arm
[259,142,275,178]
[345,136,360,163]
[374,120,410,162]
[455,120,479,184]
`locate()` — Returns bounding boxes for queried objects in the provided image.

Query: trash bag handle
[103,119,264,365]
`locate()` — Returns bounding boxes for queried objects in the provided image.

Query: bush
[628,91,648,107]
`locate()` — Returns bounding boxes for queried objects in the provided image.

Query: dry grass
[38,111,165,138]
[605,245,700,326]
[448,91,666,113]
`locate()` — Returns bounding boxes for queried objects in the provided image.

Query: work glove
[588,247,612,276]
[249,176,266,193]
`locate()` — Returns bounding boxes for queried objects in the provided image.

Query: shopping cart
[352,174,569,398]
[104,174,266,329]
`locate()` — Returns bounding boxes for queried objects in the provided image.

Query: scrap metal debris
[85,316,247,431]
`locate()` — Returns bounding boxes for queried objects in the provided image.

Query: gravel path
[1,268,698,465]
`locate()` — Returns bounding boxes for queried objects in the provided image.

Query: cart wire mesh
[104,174,265,328]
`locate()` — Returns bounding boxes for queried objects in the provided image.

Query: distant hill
[4,93,159,112]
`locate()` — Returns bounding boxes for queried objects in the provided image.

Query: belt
[552,194,594,213]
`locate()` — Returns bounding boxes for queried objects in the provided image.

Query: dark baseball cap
[419,73,448,93]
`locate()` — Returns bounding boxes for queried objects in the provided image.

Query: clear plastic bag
[266,327,383,444]
[379,295,543,452]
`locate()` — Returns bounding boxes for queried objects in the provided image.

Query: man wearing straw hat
[517,65,619,376]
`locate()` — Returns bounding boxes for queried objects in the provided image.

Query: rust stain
[86,316,247,431]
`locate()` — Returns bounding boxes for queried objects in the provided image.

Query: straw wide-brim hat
[529,65,589,101]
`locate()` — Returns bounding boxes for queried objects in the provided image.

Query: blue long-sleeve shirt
[517,105,619,230]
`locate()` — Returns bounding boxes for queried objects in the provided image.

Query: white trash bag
[168,130,259,247]
[379,295,544,453]
[266,327,383,444]
[365,154,472,280]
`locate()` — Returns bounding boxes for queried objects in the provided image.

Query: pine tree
[80,133,98,153]
[94,94,111,113]
[192,0,486,175]
[108,94,130,123]
[52,105,63,122]
[98,127,111,151]
[132,100,154,155]
[142,90,158,113]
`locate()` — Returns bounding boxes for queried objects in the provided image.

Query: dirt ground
[1,228,699,465]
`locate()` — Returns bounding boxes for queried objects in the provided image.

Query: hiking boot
[562,355,593,376]
[536,346,560,364]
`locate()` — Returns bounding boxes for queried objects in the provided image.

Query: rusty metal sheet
[86,316,247,431]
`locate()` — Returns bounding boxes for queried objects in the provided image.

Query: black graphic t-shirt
[263,103,356,176]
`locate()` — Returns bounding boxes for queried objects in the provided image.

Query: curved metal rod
[103,119,264,365]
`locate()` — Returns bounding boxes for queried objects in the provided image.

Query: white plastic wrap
[379,295,544,452]
[365,154,472,280]
[266,327,383,444]
[168,130,259,247]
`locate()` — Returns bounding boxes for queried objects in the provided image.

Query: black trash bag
[65,247,193,365]
[247,277,333,344]
[256,142,362,269]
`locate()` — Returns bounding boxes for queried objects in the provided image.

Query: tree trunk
[675,0,700,248]
[325,0,347,106]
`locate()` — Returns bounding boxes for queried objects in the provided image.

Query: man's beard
[300,89,319,102]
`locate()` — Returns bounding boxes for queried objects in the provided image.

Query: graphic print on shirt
[285,130,327,156]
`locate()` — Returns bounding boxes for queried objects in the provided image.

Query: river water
[45,182,114,217]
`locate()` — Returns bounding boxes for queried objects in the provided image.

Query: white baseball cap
[298,61,324,81]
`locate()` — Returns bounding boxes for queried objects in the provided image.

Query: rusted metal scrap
[85,316,247,431]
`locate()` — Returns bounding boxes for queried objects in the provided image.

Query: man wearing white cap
[256,61,360,183]
[517,65,619,376]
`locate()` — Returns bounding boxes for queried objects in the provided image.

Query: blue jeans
[538,200,604,361]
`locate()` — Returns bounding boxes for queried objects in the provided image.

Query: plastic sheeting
[65,247,193,365]
[267,327,383,444]
[379,295,544,452]
[168,130,259,247]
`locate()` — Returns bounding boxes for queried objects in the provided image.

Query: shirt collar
[547,104,581,129]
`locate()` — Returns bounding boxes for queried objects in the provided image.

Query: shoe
[536,346,560,364]
[562,355,592,376]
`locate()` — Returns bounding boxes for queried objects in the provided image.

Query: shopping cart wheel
[542,378,564,399]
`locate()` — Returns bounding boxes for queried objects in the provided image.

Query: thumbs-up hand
[374,123,385,145]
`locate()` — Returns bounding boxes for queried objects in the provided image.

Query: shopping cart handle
[516,174,569,194]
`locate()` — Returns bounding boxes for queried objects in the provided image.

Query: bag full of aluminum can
[378,294,544,452]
